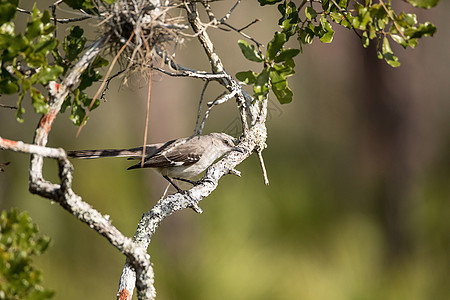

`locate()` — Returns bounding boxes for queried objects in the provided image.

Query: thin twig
[219,0,242,23]
[237,18,260,32]
[257,150,269,185]
[141,68,152,167]
[17,7,91,23]
[330,0,362,39]
[101,69,126,101]
[76,32,135,137]
[140,27,153,167]
[221,22,263,48]
[153,66,227,79]
[379,0,407,41]
[194,81,210,135]
[0,104,18,110]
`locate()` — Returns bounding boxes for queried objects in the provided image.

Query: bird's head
[210,132,243,155]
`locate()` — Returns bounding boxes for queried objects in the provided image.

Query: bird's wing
[127,138,203,170]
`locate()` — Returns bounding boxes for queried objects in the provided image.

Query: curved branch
[0,136,155,299]
[21,34,156,299]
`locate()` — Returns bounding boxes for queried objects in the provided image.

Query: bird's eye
[223,139,230,145]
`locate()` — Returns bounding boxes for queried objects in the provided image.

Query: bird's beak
[232,146,244,153]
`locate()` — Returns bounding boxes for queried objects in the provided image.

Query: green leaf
[270,66,294,104]
[77,55,108,90]
[274,48,300,63]
[32,65,64,85]
[79,67,102,91]
[15,93,25,122]
[0,34,28,58]
[299,26,315,45]
[238,40,264,62]
[361,31,369,48]
[236,70,257,84]
[61,94,71,113]
[406,22,436,39]
[30,88,49,114]
[322,0,349,12]
[381,37,400,67]
[272,59,296,78]
[406,0,439,9]
[269,68,287,90]
[70,102,86,126]
[277,1,298,38]
[33,36,59,56]
[267,32,286,60]
[330,12,352,29]
[0,69,19,94]
[272,85,293,104]
[25,19,43,40]
[258,0,282,6]
[319,17,334,43]
[63,25,86,61]
[0,209,53,299]
[0,78,19,94]
[253,67,270,101]
[305,7,317,20]
[403,13,418,26]
[79,90,98,109]
[0,1,18,24]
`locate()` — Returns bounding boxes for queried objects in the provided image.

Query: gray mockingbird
[68,133,243,192]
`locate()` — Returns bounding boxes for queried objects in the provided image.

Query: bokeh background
[1,1,449,299]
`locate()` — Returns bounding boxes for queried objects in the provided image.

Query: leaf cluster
[0,209,53,299]
[239,0,438,104]
[236,35,298,104]
[275,0,436,66]
[57,26,109,126]
[0,2,61,121]
[0,1,108,125]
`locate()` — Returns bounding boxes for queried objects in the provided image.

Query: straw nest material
[94,0,189,75]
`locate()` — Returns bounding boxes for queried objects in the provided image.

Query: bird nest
[96,0,188,75]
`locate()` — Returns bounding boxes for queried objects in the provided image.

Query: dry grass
[93,0,190,77]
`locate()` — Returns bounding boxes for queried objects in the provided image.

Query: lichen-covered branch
[118,2,269,298]
[0,136,155,299]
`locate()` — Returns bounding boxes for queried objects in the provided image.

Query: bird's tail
[68,146,157,160]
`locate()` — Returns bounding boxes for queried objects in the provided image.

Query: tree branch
[17,33,156,299]
[17,7,92,24]
[118,3,269,298]
[0,136,155,299]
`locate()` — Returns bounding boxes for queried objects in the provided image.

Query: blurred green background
[1,1,449,299]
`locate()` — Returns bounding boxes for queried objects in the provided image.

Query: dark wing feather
[127,138,203,170]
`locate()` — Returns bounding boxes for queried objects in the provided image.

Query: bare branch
[194,81,210,134]
[218,0,242,23]
[153,66,227,79]
[17,7,91,24]
[257,149,269,185]
[236,18,260,32]
[0,104,17,110]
